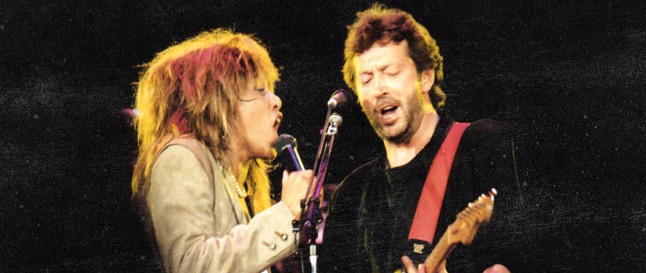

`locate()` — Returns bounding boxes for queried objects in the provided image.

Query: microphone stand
[293,106,343,273]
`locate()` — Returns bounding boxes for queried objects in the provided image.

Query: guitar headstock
[446,188,496,246]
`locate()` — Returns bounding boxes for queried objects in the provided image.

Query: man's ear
[420,69,435,94]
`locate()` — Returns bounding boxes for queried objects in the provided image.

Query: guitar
[423,189,497,273]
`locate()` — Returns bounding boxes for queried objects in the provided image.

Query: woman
[131,28,312,272]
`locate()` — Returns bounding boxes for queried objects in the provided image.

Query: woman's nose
[273,92,282,110]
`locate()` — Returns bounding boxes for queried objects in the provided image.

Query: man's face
[353,40,431,144]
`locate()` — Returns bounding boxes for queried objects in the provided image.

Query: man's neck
[384,111,439,168]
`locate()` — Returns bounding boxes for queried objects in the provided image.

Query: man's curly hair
[343,3,446,109]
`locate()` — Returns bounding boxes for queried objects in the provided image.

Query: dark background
[1,0,646,272]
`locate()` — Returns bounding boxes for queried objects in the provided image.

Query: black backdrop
[1,0,645,272]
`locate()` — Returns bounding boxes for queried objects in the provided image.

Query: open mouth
[274,112,283,129]
[380,105,398,117]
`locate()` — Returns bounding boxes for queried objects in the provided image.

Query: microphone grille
[328,89,351,109]
[274,134,297,152]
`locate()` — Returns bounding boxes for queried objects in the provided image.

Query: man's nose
[372,74,387,97]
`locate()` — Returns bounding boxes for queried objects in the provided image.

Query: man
[320,4,522,273]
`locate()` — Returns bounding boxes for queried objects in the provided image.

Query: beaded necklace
[221,165,248,198]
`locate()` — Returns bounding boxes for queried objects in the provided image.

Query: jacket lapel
[213,162,248,224]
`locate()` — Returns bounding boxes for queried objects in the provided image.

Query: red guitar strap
[408,122,470,243]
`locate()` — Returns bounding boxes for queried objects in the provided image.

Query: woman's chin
[256,148,276,161]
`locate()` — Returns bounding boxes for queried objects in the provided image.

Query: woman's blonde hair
[132,28,278,213]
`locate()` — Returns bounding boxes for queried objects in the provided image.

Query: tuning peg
[490,188,498,196]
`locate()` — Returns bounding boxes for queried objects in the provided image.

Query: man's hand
[401,256,509,273]
[401,256,445,273]
[483,264,510,273]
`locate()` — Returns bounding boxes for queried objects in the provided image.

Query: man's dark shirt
[320,117,522,272]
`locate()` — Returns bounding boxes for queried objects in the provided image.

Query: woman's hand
[280,170,314,219]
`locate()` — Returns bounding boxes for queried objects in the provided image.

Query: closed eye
[360,75,373,85]
[238,89,266,102]
[384,68,400,76]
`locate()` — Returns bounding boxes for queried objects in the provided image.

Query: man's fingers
[401,256,419,273]
[482,264,510,273]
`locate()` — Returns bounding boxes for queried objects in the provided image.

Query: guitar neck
[421,190,496,273]
[423,231,456,272]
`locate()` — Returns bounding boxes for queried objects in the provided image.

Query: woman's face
[235,81,283,160]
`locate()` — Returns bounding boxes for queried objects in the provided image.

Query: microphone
[327,89,351,109]
[274,134,304,171]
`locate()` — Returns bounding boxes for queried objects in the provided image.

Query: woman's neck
[227,138,251,185]
[232,160,250,186]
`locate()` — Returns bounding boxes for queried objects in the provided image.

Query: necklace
[232,179,248,199]
[221,165,248,198]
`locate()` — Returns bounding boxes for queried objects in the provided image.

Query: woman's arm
[148,145,295,273]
